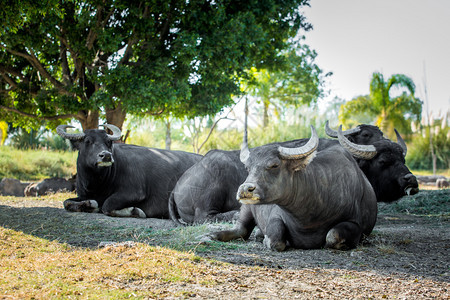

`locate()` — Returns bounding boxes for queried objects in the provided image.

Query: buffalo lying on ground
[0,178,29,197]
[56,124,202,218]
[169,149,244,225]
[169,121,416,225]
[24,177,75,197]
[207,126,378,251]
[335,126,419,202]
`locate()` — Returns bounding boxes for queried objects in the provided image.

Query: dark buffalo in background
[169,149,244,225]
[335,126,419,202]
[207,126,378,251]
[57,124,202,218]
[0,178,29,197]
[24,177,76,197]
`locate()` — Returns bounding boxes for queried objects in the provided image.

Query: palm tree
[339,72,422,138]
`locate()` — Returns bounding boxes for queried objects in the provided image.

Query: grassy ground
[0,189,448,298]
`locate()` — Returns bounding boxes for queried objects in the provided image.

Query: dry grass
[0,227,224,299]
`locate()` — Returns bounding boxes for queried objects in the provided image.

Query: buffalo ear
[69,139,83,150]
[356,158,369,170]
[286,151,317,172]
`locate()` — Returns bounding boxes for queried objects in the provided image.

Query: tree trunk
[105,102,127,130]
[78,110,99,130]
[428,125,437,175]
[165,120,171,150]
[263,100,269,128]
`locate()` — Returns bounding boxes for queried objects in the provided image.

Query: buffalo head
[337,126,419,202]
[238,126,319,205]
[325,120,385,144]
[57,124,121,169]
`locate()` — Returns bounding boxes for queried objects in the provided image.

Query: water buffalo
[56,124,202,218]
[24,177,75,197]
[324,120,385,144]
[0,178,29,197]
[336,126,419,202]
[168,134,345,226]
[169,121,412,226]
[207,126,378,251]
[169,149,244,225]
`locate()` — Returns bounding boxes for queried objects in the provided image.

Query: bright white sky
[302,0,450,119]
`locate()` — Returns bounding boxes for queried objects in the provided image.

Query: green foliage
[0,146,76,180]
[1,0,313,130]
[245,41,327,126]
[406,124,449,170]
[200,119,327,153]
[8,127,46,149]
[339,72,422,139]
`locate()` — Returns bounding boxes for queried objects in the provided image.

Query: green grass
[378,189,450,216]
[0,146,77,181]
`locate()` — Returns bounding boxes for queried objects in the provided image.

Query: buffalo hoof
[325,229,349,250]
[263,235,286,252]
[108,207,146,218]
[64,199,99,213]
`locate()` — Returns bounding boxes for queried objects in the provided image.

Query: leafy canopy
[245,41,327,126]
[0,0,313,130]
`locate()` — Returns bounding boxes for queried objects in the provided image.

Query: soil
[0,192,448,299]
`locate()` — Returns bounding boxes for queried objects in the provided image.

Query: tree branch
[0,104,78,121]
[3,46,69,96]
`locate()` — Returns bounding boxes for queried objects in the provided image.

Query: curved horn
[56,125,85,140]
[337,125,377,160]
[278,125,319,160]
[325,120,361,138]
[99,124,122,141]
[394,129,407,157]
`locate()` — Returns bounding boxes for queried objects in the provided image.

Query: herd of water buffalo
[55,121,419,251]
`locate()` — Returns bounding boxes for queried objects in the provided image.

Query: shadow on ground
[0,193,448,282]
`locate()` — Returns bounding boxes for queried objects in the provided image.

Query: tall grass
[0,146,77,181]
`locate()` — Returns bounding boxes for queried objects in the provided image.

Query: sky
[302,0,450,119]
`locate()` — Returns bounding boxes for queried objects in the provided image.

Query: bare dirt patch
[0,190,448,298]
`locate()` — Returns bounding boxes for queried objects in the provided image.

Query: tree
[0,0,312,131]
[339,72,422,138]
[246,42,327,127]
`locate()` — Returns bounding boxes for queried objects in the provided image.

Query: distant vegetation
[0,146,76,181]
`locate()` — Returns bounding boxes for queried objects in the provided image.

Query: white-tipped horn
[337,125,377,160]
[394,129,407,157]
[100,124,122,141]
[325,120,361,138]
[278,125,319,160]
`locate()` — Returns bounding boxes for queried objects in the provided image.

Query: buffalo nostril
[247,186,256,192]
[404,173,417,183]
[99,151,112,162]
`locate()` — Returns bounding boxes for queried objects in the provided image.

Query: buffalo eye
[84,137,93,145]
[266,163,280,170]
[377,158,391,167]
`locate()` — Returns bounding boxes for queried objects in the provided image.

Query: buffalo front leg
[63,198,100,213]
[262,217,287,252]
[206,205,256,242]
[325,221,362,250]
[101,196,146,218]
